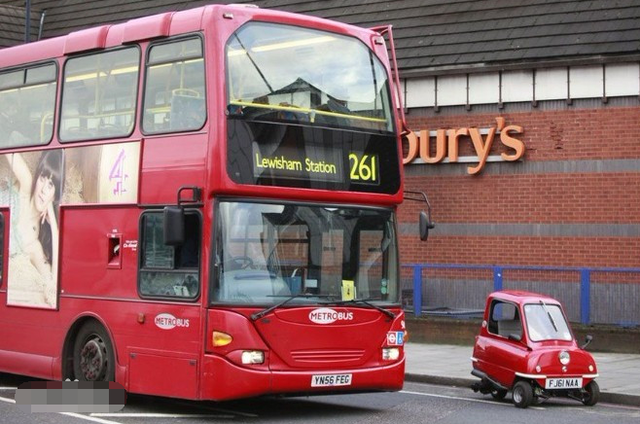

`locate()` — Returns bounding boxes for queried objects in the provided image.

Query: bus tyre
[582,380,599,406]
[73,322,115,381]
[512,381,533,408]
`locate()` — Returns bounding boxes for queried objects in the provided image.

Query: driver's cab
[215,202,295,304]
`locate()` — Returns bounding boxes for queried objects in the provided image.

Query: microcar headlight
[382,348,400,361]
[559,350,570,365]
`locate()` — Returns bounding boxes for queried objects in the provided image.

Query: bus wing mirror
[419,211,434,241]
[164,206,185,246]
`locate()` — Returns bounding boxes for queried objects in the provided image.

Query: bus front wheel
[73,321,115,381]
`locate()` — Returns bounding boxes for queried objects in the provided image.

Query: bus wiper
[325,298,396,319]
[251,293,332,321]
[539,300,558,332]
[233,34,274,95]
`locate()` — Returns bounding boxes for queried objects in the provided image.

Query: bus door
[128,208,203,398]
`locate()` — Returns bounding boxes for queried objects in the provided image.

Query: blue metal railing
[403,263,640,326]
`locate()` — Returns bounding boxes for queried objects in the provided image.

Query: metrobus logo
[154,313,190,330]
[309,308,354,324]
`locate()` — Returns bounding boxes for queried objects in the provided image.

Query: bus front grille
[290,349,365,363]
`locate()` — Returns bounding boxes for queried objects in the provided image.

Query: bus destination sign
[227,120,399,193]
[252,142,343,183]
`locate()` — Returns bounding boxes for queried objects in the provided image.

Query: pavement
[404,343,640,407]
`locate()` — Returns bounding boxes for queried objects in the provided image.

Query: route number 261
[349,153,378,183]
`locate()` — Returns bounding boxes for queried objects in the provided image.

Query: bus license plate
[545,377,583,389]
[311,374,352,387]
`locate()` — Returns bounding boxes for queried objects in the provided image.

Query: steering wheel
[225,256,255,270]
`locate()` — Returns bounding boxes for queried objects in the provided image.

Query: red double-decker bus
[0,4,428,400]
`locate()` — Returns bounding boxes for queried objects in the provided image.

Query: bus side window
[142,37,206,134]
[59,47,140,142]
[0,64,57,148]
[138,211,201,299]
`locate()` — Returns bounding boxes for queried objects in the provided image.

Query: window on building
[142,37,206,134]
[138,211,201,299]
[60,47,140,142]
[0,63,57,148]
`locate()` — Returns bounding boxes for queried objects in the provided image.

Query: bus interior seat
[169,94,205,130]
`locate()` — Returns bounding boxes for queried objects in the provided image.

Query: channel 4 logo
[15,381,125,413]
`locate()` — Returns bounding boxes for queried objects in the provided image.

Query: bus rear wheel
[73,321,115,381]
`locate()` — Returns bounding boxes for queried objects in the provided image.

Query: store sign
[403,117,525,175]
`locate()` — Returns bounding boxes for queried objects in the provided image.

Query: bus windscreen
[212,200,399,306]
[226,22,394,134]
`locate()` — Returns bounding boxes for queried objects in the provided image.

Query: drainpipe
[38,9,46,41]
[24,0,31,43]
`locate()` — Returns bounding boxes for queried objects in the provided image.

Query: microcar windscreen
[524,303,573,342]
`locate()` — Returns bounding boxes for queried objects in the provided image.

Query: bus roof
[0,4,377,69]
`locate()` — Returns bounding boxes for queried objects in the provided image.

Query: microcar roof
[488,290,562,307]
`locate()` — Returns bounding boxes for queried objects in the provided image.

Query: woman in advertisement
[4,150,64,308]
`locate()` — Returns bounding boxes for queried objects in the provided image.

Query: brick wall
[398,105,640,269]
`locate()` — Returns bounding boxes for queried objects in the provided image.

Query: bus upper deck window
[142,37,206,134]
[60,47,140,142]
[0,64,57,148]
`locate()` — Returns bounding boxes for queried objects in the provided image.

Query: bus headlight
[241,350,265,364]
[382,348,400,361]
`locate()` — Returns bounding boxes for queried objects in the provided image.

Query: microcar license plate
[311,373,352,387]
[545,377,583,389]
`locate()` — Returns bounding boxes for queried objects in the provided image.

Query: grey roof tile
[3,0,640,71]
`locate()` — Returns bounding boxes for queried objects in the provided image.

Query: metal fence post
[413,266,422,317]
[580,268,591,325]
[493,266,503,291]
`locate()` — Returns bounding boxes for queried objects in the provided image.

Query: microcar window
[488,300,522,339]
[524,303,572,342]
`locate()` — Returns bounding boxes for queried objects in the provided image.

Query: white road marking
[91,413,233,418]
[0,395,16,404]
[400,390,545,410]
[0,387,17,390]
[1,394,124,424]
[60,412,125,424]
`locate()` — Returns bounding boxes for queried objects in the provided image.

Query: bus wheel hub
[80,339,105,380]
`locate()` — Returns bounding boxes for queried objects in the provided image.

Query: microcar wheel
[491,389,507,400]
[582,381,600,406]
[73,321,115,381]
[512,381,533,408]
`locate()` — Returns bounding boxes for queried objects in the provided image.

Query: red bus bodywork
[0,4,407,400]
